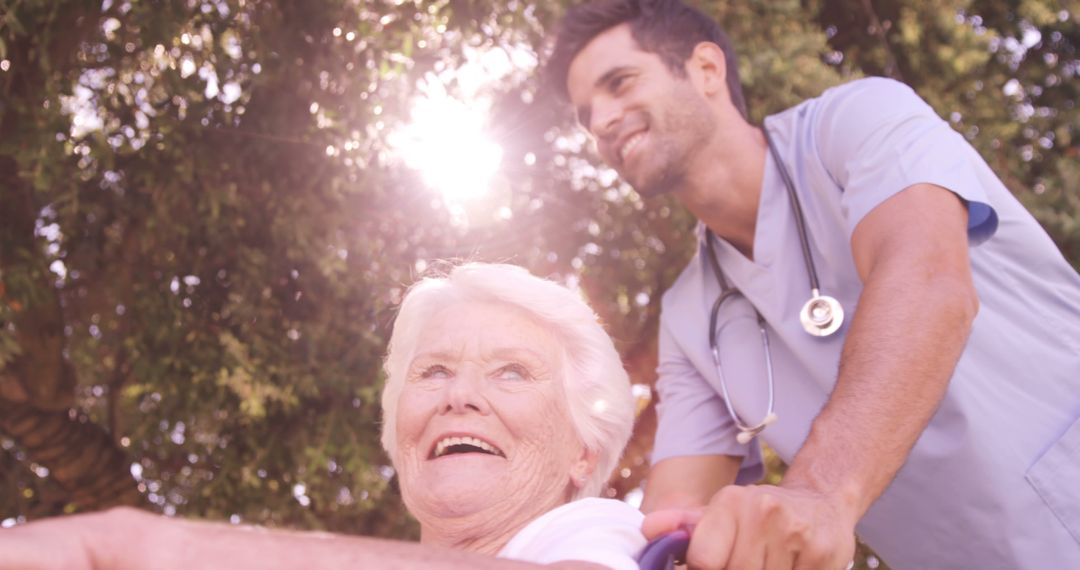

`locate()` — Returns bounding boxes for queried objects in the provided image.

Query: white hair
[380,262,635,500]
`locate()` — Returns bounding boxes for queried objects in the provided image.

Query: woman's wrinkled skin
[392,300,597,556]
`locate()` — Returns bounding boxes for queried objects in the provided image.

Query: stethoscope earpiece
[735,413,778,444]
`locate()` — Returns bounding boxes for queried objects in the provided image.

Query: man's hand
[642,484,856,570]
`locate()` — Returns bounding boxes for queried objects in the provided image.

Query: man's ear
[569,446,600,490]
[686,41,729,97]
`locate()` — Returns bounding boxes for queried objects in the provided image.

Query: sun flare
[391,83,503,204]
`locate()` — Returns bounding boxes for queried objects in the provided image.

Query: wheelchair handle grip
[636,530,690,570]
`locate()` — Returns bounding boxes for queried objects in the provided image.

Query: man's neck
[674,121,767,259]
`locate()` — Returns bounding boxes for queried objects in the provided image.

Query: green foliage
[0,3,1075,569]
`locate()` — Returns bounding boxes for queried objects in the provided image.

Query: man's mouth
[618,131,647,164]
[430,435,505,459]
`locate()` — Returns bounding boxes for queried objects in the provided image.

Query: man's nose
[590,96,623,142]
[439,368,490,415]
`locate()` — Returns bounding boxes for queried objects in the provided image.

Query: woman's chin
[413,486,504,521]
[411,455,509,516]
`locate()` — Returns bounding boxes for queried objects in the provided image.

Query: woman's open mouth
[429,435,505,459]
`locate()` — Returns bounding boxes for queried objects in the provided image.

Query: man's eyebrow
[575,65,635,128]
[595,65,634,90]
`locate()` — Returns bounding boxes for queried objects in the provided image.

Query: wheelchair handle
[636,530,690,570]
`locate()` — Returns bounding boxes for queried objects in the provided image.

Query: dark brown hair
[545,0,748,117]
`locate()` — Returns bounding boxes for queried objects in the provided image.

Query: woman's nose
[439,369,490,415]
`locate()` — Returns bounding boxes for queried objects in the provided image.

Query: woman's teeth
[434,436,504,458]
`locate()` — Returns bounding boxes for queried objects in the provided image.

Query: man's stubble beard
[630,85,716,199]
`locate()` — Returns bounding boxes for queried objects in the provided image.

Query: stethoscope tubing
[703,127,840,442]
[764,129,821,293]
[705,232,778,442]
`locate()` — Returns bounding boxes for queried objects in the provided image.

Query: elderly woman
[0,263,646,569]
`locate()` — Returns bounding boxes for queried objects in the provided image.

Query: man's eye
[611,74,632,93]
[420,365,452,379]
[495,364,530,381]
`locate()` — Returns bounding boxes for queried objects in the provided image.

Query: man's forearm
[782,260,977,518]
[641,454,742,513]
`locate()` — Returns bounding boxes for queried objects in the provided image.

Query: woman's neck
[417,491,570,556]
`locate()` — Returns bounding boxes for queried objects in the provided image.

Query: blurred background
[0,0,1076,567]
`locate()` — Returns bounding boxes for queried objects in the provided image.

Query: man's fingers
[685,490,738,569]
[723,524,767,570]
[763,516,797,570]
[641,508,703,540]
[667,484,859,569]
[685,515,736,569]
[719,489,776,570]
[765,547,797,570]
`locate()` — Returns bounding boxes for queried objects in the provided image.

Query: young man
[548,0,1080,568]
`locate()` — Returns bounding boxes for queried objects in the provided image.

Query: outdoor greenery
[1,0,1075,566]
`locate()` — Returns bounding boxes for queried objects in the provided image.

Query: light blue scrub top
[652,77,1080,569]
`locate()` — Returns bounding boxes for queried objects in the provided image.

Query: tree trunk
[0,401,142,511]
[0,156,142,514]
[0,3,142,510]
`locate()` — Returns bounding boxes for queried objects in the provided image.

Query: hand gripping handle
[636,530,690,570]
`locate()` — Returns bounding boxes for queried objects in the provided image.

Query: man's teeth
[434,436,503,458]
[619,133,645,162]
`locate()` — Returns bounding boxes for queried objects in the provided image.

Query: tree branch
[857,0,906,82]
[0,401,143,513]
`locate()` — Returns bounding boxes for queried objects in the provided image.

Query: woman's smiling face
[393,299,593,531]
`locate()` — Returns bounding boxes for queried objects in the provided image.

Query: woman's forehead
[412,300,562,360]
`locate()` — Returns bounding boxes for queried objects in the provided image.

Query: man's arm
[639,455,739,542]
[0,507,606,570]
[781,182,977,516]
[642,304,755,516]
[641,454,741,513]
[644,183,978,568]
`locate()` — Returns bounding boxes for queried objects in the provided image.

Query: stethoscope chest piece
[700,128,849,445]
[799,289,844,337]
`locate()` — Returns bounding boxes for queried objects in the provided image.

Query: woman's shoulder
[513,498,644,537]
[499,498,645,568]
[556,497,645,521]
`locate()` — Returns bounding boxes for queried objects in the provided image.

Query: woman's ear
[569,447,600,489]
[687,41,729,97]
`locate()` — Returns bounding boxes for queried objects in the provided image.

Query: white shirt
[497,498,645,569]
[653,77,1080,568]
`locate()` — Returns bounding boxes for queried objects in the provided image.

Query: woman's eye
[495,364,530,381]
[420,365,451,379]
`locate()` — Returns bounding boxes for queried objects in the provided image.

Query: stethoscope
[705,128,845,444]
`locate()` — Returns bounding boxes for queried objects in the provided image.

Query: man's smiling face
[566,23,716,198]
